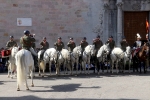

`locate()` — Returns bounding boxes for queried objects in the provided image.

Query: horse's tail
[16,51,26,86]
[39,60,46,70]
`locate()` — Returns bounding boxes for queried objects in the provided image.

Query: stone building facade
[0,0,150,48]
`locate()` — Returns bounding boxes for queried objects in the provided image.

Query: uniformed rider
[39,37,49,60]
[20,30,37,57]
[132,33,142,56]
[54,37,65,61]
[120,37,129,52]
[106,36,115,60]
[6,36,17,50]
[93,35,103,56]
[5,36,18,65]
[67,37,76,52]
[79,37,88,62]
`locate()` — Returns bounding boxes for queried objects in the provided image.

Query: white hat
[146,34,148,37]
[137,33,141,38]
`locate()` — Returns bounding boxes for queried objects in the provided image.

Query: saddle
[132,48,141,57]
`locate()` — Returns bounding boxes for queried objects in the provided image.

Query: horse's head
[103,43,110,55]
[75,46,82,57]
[125,46,131,57]
[11,46,19,57]
[141,43,149,54]
[88,45,95,56]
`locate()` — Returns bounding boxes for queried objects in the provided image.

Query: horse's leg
[123,60,126,73]
[76,61,78,75]
[71,62,74,75]
[129,60,131,73]
[10,64,14,79]
[139,62,142,73]
[112,61,114,74]
[38,60,41,76]
[80,62,82,74]
[64,62,66,75]
[25,79,29,90]
[116,61,119,74]
[87,57,90,74]
[17,83,20,91]
[81,61,85,74]
[7,64,10,78]
[143,62,146,73]
[49,61,51,75]
[30,68,34,87]
[42,68,45,77]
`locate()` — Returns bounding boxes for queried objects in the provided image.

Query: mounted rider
[30,34,36,50]
[67,37,76,52]
[20,30,37,57]
[5,36,18,65]
[132,33,142,57]
[39,37,49,60]
[120,37,129,52]
[106,35,115,60]
[54,37,65,59]
[93,35,103,56]
[79,37,88,62]
[6,36,17,50]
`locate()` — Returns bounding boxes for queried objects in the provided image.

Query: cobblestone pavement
[0,70,150,100]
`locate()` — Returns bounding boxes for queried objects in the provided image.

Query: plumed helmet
[24,30,30,35]
[136,33,141,38]
[109,35,113,38]
[97,35,100,38]
[58,37,61,39]
[83,37,86,40]
[10,36,14,38]
[70,37,73,40]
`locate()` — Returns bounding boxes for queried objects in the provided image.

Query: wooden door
[124,12,149,46]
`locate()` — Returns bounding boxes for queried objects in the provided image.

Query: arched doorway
[124,11,149,46]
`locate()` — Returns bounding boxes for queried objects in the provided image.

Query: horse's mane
[85,45,95,52]
[73,46,82,53]
[97,45,105,57]
[11,47,18,57]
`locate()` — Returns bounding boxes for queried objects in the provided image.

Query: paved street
[0,71,150,100]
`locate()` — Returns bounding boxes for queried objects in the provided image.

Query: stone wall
[0,0,104,49]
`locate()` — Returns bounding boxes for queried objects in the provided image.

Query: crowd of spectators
[0,48,7,73]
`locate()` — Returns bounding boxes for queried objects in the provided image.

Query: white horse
[122,46,132,73]
[38,48,57,77]
[55,49,71,75]
[15,49,34,91]
[110,47,124,73]
[96,43,110,74]
[69,46,82,75]
[7,47,19,78]
[81,45,95,74]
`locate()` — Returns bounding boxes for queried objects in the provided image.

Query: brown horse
[132,43,149,73]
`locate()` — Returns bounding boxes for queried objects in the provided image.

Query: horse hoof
[42,75,44,77]
[31,84,34,87]
[17,88,20,91]
[8,76,10,78]
[26,88,30,90]
[11,77,13,79]
[39,74,41,76]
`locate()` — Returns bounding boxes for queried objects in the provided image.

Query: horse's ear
[106,43,109,46]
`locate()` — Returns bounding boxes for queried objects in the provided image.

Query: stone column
[103,1,109,42]
[116,0,123,47]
